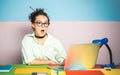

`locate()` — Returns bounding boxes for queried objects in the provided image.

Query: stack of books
[0,65,13,72]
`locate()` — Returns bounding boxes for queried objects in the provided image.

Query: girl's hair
[29,8,50,24]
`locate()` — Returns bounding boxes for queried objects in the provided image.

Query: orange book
[65,70,104,75]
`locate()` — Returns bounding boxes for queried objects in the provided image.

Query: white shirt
[21,33,66,64]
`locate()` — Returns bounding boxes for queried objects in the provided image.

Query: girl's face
[32,15,49,37]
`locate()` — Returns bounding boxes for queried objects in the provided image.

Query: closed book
[65,70,104,75]
[0,65,13,72]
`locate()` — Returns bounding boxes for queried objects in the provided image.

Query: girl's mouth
[41,30,45,34]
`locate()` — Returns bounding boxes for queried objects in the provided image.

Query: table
[0,64,52,75]
[58,64,120,75]
[0,64,120,75]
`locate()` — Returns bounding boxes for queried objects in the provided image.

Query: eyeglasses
[34,21,49,27]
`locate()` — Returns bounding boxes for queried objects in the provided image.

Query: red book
[65,70,104,75]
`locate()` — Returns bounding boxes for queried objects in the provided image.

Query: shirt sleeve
[53,38,66,63]
[21,36,35,64]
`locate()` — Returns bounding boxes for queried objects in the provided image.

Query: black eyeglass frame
[34,21,49,27]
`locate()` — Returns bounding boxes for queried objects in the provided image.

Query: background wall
[0,0,120,21]
[0,0,120,64]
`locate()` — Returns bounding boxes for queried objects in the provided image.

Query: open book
[0,65,13,72]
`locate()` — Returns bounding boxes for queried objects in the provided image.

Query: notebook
[0,65,13,72]
[64,43,100,70]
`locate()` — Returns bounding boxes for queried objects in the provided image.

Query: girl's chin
[40,33,46,36]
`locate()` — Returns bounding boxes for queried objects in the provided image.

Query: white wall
[0,22,120,64]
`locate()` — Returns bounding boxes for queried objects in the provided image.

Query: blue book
[0,65,13,72]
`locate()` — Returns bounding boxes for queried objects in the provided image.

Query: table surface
[0,64,51,75]
[0,64,120,75]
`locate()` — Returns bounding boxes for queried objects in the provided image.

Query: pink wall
[0,22,120,64]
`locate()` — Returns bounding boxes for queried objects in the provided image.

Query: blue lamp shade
[92,38,108,47]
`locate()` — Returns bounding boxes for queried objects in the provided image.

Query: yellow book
[14,68,51,74]
[88,69,120,75]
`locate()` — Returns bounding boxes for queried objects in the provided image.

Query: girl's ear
[31,24,35,31]
[32,24,35,28]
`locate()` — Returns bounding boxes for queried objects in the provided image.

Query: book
[47,66,64,71]
[0,65,13,72]
[65,70,104,75]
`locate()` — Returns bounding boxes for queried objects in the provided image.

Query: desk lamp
[92,38,116,68]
